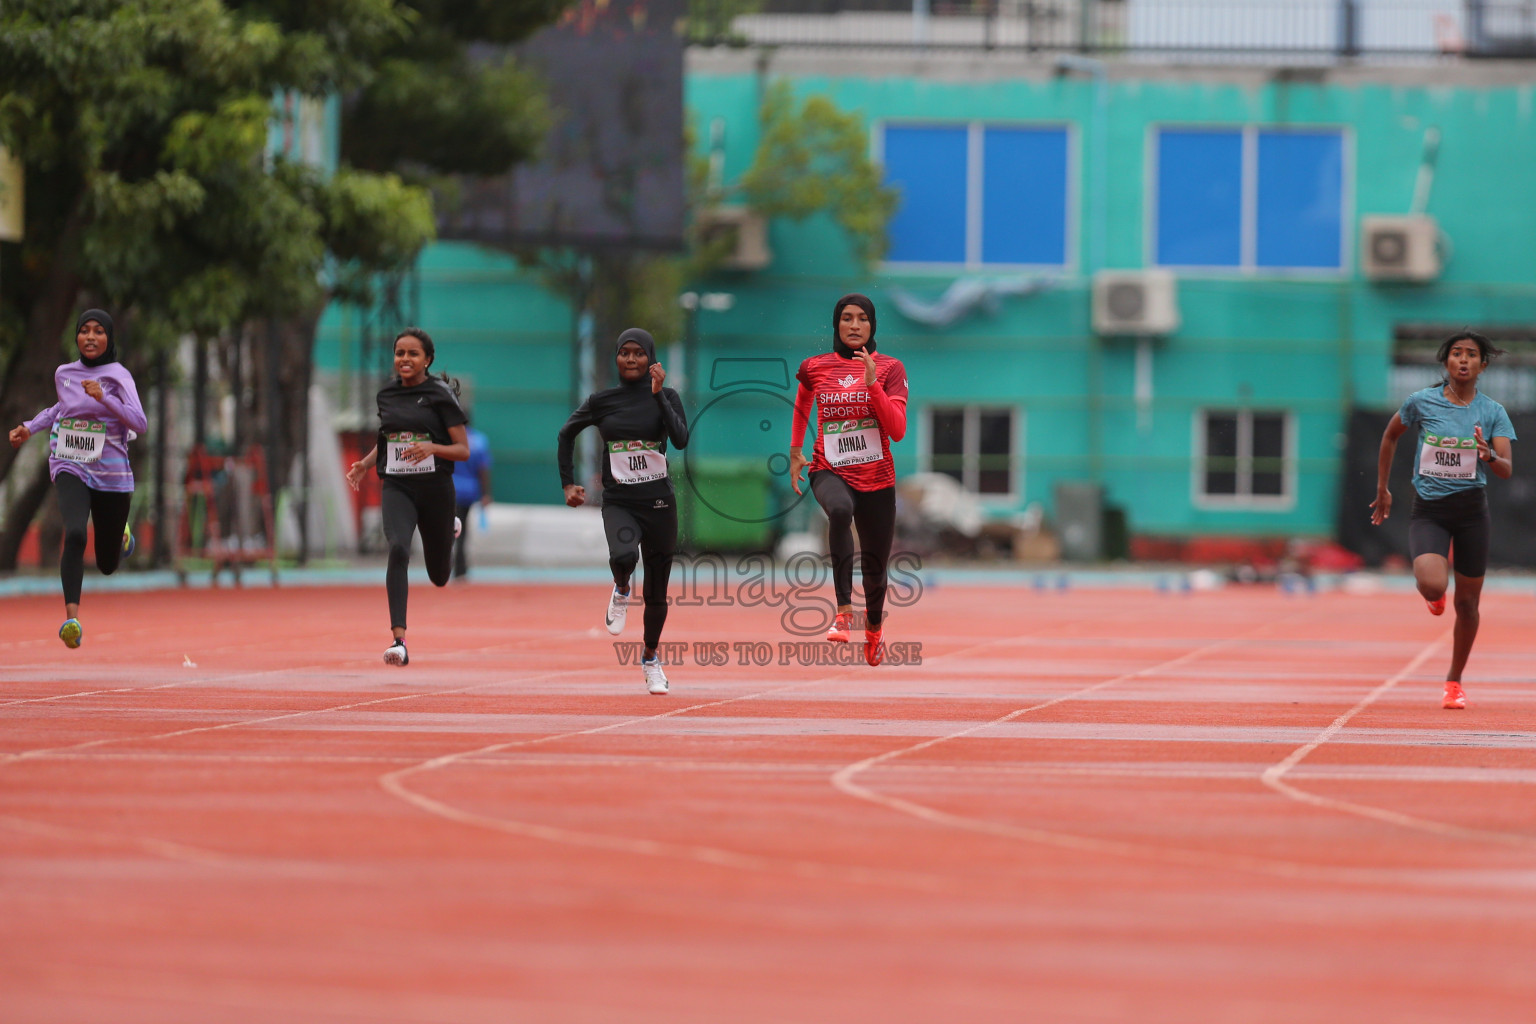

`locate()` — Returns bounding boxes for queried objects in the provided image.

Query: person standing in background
[453,419,493,579]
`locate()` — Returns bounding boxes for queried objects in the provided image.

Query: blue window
[883,126,968,264]
[883,123,1070,266]
[1256,131,1344,269]
[1156,130,1243,267]
[1155,126,1345,271]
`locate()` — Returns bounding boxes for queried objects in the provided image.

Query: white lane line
[0,626,596,709]
[1260,630,1536,847]
[32,750,1536,786]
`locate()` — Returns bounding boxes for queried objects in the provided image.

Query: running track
[3,581,1535,1023]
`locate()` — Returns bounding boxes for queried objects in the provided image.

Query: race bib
[54,418,107,464]
[608,440,668,484]
[823,418,883,468]
[1418,432,1478,481]
[385,432,436,475]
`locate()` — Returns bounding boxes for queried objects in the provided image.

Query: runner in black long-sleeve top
[557,328,689,694]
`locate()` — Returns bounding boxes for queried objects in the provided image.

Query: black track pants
[382,474,456,630]
[602,499,677,652]
[56,471,132,606]
[810,470,896,629]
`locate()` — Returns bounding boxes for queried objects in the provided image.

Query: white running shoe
[605,586,629,635]
[383,640,408,666]
[642,658,669,695]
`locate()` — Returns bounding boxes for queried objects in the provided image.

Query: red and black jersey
[796,352,909,491]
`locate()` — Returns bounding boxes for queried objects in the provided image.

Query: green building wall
[318,56,1536,541]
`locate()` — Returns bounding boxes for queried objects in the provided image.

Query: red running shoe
[864,627,883,667]
[1426,596,1446,616]
[827,612,851,643]
[1443,681,1466,710]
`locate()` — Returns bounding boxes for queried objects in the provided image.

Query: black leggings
[56,472,132,606]
[602,499,677,651]
[1409,488,1491,578]
[382,474,457,630]
[810,470,896,629]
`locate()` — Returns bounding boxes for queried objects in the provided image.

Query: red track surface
[3,581,1535,1023]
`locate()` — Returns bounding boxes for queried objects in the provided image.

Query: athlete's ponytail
[395,326,461,397]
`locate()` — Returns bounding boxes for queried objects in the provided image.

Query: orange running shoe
[1426,596,1446,616]
[864,627,883,667]
[1443,681,1466,710]
[827,612,851,643]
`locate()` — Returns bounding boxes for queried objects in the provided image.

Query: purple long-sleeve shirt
[23,361,147,492]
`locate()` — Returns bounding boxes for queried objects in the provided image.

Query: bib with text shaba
[823,417,883,468]
[1418,432,1478,481]
[608,440,668,484]
[54,418,107,464]
[385,432,436,475]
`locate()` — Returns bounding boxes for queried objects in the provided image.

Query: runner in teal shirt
[1370,332,1516,710]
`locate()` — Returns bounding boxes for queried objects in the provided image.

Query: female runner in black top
[346,328,469,665]
[557,328,689,694]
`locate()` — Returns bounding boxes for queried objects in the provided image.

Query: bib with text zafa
[823,417,882,467]
[385,432,436,475]
[54,417,107,464]
[1418,432,1478,481]
[608,440,668,484]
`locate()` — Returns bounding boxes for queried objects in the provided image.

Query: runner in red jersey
[789,293,908,666]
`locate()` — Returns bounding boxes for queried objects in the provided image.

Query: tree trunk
[0,210,84,488]
[0,456,54,571]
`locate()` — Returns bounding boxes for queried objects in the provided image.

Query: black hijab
[76,309,118,368]
[831,293,877,359]
[616,327,656,386]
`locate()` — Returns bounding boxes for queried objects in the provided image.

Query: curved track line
[823,613,1536,886]
[1261,629,1536,847]
[380,676,953,893]
[376,630,1080,892]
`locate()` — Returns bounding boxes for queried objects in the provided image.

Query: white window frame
[1146,124,1353,277]
[1191,408,1296,510]
[874,120,1077,273]
[921,403,1024,504]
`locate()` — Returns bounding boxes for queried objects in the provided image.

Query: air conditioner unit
[1092,269,1178,335]
[696,207,771,271]
[1361,215,1441,282]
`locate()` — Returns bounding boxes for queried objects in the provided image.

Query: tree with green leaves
[0,0,568,566]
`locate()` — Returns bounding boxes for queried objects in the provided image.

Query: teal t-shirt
[1398,386,1517,500]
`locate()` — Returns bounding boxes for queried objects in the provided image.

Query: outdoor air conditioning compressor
[1361,214,1441,282]
[695,207,771,271]
[1092,269,1179,335]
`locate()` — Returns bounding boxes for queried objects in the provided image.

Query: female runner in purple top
[8,309,147,648]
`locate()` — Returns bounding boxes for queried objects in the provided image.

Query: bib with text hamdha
[54,418,107,464]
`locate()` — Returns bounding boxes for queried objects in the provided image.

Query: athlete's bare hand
[650,363,665,394]
[1370,488,1392,525]
[564,484,586,507]
[402,441,434,463]
[1475,425,1493,462]
[8,425,30,449]
[855,347,877,386]
[345,461,368,491]
[789,450,808,495]
[81,380,104,403]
